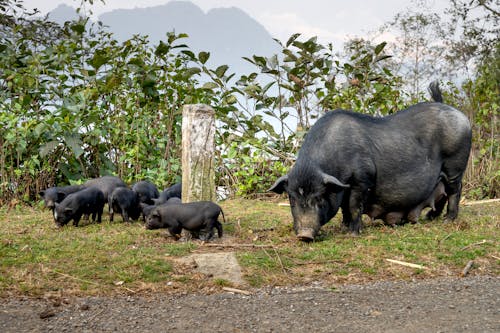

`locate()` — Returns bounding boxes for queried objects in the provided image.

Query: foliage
[0,0,217,201]
[459,41,500,199]
[379,2,447,98]
[0,0,498,201]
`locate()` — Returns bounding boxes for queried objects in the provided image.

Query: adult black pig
[109,187,141,222]
[153,183,182,205]
[53,187,105,227]
[39,185,85,211]
[145,201,224,241]
[83,176,126,203]
[269,82,471,241]
[132,180,159,205]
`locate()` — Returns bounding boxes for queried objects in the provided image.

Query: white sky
[21,0,450,45]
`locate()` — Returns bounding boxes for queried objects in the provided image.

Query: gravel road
[1,275,498,332]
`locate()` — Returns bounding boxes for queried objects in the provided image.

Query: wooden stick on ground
[462,198,500,206]
[222,287,251,295]
[386,259,428,270]
[461,260,474,277]
[203,243,276,249]
[460,240,488,251]
[50,269,136,293]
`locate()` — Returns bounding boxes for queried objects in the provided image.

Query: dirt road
[1,275,498,332]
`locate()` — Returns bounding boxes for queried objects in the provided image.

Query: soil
[1,275,498,333]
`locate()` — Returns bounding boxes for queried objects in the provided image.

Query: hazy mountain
[49,1,280,75]
[47,3,79,24]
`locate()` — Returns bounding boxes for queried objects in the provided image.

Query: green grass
[0,199,498,296]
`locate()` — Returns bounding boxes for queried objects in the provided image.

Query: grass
[0,198,498,296]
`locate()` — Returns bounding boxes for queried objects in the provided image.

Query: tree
[378,1,447,99]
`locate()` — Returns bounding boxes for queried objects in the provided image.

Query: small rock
[39,308,56,319]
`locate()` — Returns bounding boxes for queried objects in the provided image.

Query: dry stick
[222,287,251,295]
[291,259,343,266]
[273,247,287,275]
[386,259,428,270]
[460,239,488,251]
[50,269,136,293]
[461,260,474,277]
[490,254,500,261]
[203,243,276,249]
[438,233,453,246]
[463,198,500,206]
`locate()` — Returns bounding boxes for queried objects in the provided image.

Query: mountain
[47,3,79,24]
[48,1,280,75]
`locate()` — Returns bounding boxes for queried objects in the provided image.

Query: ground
[1,200,498,331]
[0,275,498,332]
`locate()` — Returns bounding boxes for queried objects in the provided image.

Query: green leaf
[375,55,392,62]
[64,134,84,158]
[374,42,387,55]
[202,82,218,90]
[155,41,170,56]
[39,140,60,158]
[215,65,229,78]
[184,67,201,78]
[198,51,210,64]
[88,50,108,71]
[70,22,85,35]
[286,33,301,47]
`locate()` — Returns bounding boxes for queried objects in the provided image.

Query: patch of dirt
[0,276,498,332]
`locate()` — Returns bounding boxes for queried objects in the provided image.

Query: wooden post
[181,104,216,203]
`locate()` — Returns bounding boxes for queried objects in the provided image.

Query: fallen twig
[386,259,428,270]
[49,269,136,293]
[461,260,474,277]
[273,247,287,274]
[438,233,453,246]
[463,198,500,206]
[222,287,251,295]
[460,240,488,251]
[289,259,343,266]
[203,243,276,249]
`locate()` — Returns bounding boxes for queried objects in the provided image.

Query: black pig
[83,176,126,203]
[132,180,160,205]
[140,197,182,221]
[39,185,85,211]
[53,187,105,227]
[145,201,224,241]
[153,183,182,205]
[270,82,471,241]
[109,187,141,222]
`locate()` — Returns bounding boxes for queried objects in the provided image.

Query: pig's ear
[322,173,349,190]
[268,175,288,194]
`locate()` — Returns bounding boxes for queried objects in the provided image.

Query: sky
[21,0,450,46]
